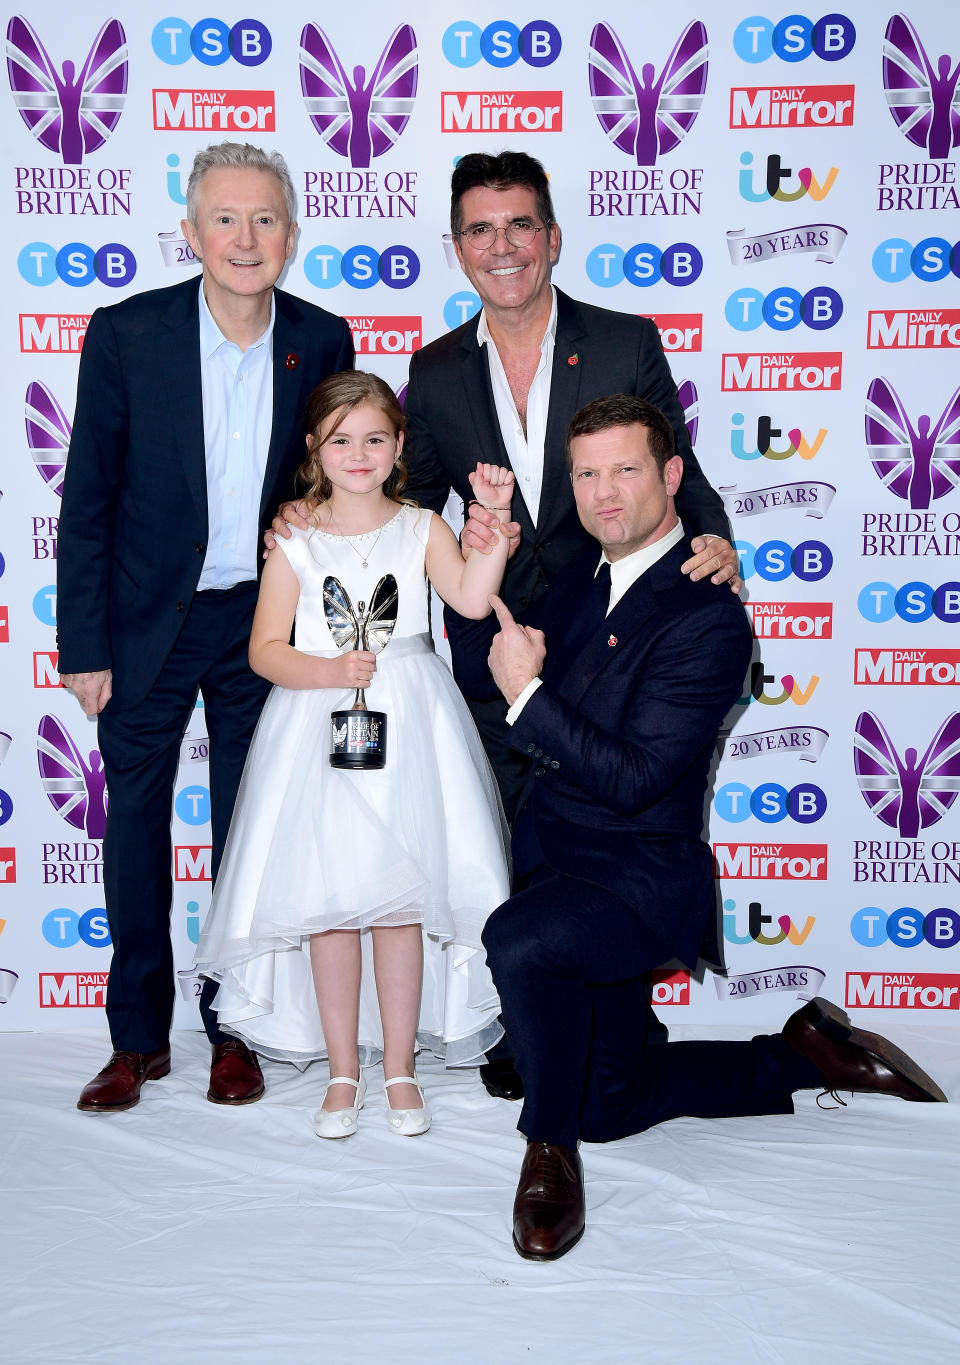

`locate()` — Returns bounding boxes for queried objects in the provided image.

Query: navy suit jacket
[403,288,730,613]
[452,538,753,968]
[57,278,353,708]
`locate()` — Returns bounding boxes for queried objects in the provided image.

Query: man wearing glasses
[402,151,740,1099]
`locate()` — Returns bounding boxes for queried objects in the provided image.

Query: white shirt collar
[198,281,275,358]
[476,285,558,351]
[598,519,685,612]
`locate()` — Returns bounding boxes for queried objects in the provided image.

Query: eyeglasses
[454,220,546,251]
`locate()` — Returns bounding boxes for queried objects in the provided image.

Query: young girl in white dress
[194,371,514,1139]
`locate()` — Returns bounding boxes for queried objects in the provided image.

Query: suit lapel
[260,290,306,520]
[158,282,206,525]
[553,542,687,708]
[537,290,586,534]
[459,325,536,542]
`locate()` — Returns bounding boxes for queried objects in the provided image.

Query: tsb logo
[733,15,856,62]
[857,582,960,624]
[303,244,419,290]
[736,539,832,582]
[18,242,136,288]
[725,286,842,331]
[851,906,960,949]
[586,242,703,288]
[151,18,271,66]
[872,238,960,282]
[41,907,111,947]
[714,781,827,824]
[442,21,560,67]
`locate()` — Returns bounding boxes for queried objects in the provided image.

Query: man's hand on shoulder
[462,501,521,559]
[487,595,546,705]
[682,535,743,594]
[59,670,113,716]
[264,500,311,557]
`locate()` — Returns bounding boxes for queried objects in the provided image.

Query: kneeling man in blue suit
[454,394,947,1261]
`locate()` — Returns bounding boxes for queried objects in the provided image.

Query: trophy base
[330,708,387,770]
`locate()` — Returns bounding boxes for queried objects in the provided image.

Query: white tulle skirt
[194,636,509,1067]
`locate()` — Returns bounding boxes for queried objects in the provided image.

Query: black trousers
[97,583,269,1052]
[482,868,817,1149]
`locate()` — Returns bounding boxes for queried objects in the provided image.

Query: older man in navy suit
[462,394,947,1261]
[57,143,353,1113]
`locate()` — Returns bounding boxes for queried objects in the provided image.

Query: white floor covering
[3,1025,959,1365]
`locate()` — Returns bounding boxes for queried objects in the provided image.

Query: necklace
[324,505,394,569]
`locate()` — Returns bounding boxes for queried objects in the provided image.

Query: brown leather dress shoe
[77,1048,171,1112]
[783,996,947,1103]
[512,1141,585,1261]
[208,1039,264,1105]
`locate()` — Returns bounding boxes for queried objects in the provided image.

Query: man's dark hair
[566,394,677,474]
[450,151,556,235]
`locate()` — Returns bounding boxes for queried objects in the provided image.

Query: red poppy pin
[607,635,618,647]
[286,352,299,370]
[568,353,579,366]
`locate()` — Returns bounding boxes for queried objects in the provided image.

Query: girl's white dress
[194,505,508,1067]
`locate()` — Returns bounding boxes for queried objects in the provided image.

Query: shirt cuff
[505,677,542,725]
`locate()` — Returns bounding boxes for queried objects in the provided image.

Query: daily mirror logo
[300,23,418,167]
[588,20,708,165]
[6,16,127,164]
[730,84,854,128]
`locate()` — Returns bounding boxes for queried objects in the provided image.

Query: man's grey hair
[185,142,297,225]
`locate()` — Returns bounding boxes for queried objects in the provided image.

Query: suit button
[176,601,185,613]
[533,747,543,758]
[550,760,560,770]
[526,743,536,756]
[195,542,205,553]
[534,766,545,777]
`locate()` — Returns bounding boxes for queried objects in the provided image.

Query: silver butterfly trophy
[323,574,398,769]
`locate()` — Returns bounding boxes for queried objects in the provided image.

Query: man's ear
[663,454,684,498]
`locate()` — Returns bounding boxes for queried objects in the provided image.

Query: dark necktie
[565,560,612,657]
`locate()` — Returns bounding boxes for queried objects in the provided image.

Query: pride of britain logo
[6,16,127,165]
[854,711,960,837]
[299,23,417,169]
[865,377,960,510]
[588,21,707,166]
[882,14,960,160]
[37,715,107,840]
[25,381,71,497]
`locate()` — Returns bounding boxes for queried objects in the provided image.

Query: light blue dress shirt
[196,283,275,590]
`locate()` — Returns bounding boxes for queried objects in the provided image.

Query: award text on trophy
[323,573,398,770]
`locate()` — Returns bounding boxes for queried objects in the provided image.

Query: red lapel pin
[286,352,299,370]
[568,353,579,366]
[607,635,618,646]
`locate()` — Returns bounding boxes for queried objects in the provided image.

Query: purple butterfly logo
[299,23,417,169]
[25,381,71,499]
[6,16,127,166]
[854,711,960,838]
[676,379,699,448]
[37,715,108,840]
[882,14,960,161]
[588,21,708,166]
[865,377,960,511]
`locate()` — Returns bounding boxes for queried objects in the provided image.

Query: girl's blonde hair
[298,371,408,507]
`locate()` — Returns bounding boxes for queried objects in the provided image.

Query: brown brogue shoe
[208,1039,264,1105]
[512,1141,585,1261]
[77,1047,171,1113]
[783,996,947,1103]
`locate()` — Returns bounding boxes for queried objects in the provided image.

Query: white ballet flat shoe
[384,1075,431,1136]
[313,1072,366,1139]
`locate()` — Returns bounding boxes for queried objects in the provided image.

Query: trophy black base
[330,708,388,770]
